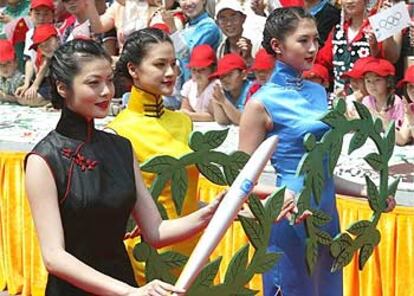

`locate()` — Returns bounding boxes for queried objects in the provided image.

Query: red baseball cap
[250,48,275,71]
[209,53,247,78]
[279,0,304,7]
[150,23,170,34]
[30,24,58,50]
[360,58,395,77]
[341,56,376,80]
[31,0,54,10]
[187,44,216,68]
[303,64,329,84]
[397,65,414,88]
[0,39,15,62]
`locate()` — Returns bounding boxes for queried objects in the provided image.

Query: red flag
[11,17,29,45]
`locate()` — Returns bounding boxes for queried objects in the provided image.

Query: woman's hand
[127,280,185,296]
[124,225,141,240]
[238,190,312,224]
[198,190,226,225]
[383,196,396,213]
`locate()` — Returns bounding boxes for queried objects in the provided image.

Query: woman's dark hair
[49,39,112,109]
[262,7,315,57]
[115,28,173,82]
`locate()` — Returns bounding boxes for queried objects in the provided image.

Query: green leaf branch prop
[295,99,400,274]
[133,129,285,295]
[140,129,249,218]
[134,192,287,296]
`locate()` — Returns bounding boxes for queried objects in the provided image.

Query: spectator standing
[215,0,254,65]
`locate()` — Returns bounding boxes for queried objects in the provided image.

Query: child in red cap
[210,53,253,125]
[395,65,414,145]
[0,39,24,102]
[180,44,218,122]
[244,48,275,104]
[361,58,404,131]
[303,63,329,87]
[15,0,54,100]
[337,56,377,118]
[15,23,59,106]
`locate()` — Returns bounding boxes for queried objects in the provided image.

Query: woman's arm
[85,0,116,34]
[131,157,221,248]
[238,99,272,153]
[25,155,137,296]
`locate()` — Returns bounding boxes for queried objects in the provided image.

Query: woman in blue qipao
[239,7,396,296]
[239,7,341,296]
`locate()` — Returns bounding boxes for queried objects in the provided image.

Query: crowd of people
[0,0,410,295]
[0,0,413,144]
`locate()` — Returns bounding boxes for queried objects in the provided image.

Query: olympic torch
[172,135,278,294]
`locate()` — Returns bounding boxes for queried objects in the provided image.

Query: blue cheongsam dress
[251,61,342,296]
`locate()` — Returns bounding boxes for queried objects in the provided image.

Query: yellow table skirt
[1,151,414,295]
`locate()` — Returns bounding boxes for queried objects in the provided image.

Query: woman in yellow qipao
[108,28,200,284]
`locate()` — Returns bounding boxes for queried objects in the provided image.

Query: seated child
[15,0,54,100]
[338,57,375,117]
[396,65,414,145]
[16,23,59,106]
[245,48,275,103]
[0,39,24,102]
[180,44,217,122]
[210,53,252,125]
[361,58,404,131]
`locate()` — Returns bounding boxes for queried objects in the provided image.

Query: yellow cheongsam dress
[108,86,200,285]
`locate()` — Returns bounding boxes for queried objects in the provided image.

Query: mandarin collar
[56,107,95,142]
[127,86,165,118]
[270,61,303,90]
[189,12,209,25]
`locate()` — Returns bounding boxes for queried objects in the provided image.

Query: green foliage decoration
[133,129,286,295]
[295,99,400,274]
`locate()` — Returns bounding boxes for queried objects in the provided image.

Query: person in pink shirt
[361,58,404,130]
[395,65,414,145]
[180,44,217,122]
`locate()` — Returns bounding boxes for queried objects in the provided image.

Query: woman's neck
[373,93,389,110]
[350,13,365,30]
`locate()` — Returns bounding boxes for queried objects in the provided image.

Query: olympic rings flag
[369,1,411,42]
[172,135,279,294]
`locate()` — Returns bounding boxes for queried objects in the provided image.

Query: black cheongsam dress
[27,107,138,295]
